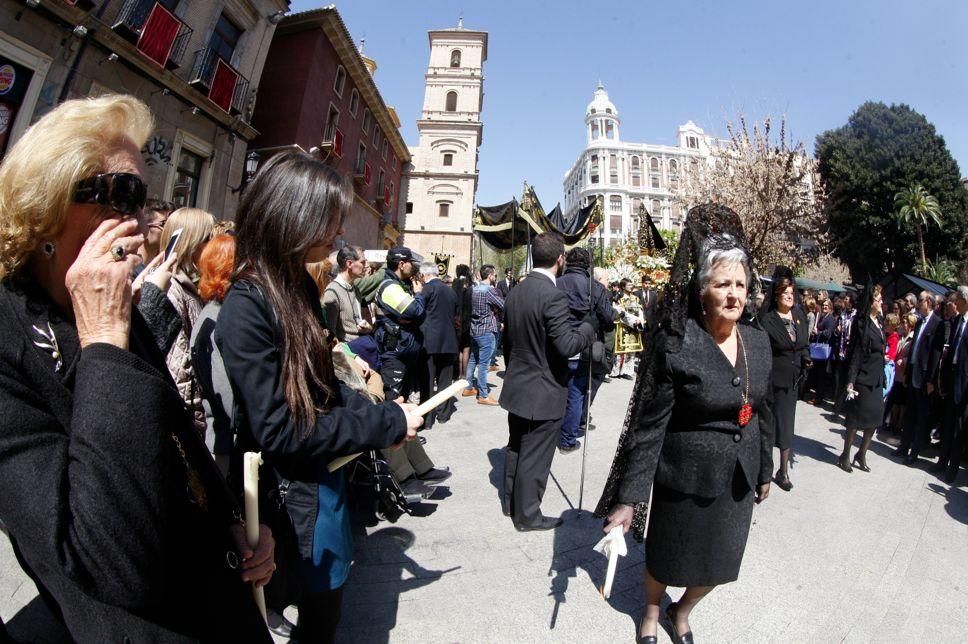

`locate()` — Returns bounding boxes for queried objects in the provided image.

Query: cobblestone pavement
[3,362,967,643]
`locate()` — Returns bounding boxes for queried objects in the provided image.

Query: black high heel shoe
[664,603,695,644]
[837,453,853,473]
[852,454,871,472]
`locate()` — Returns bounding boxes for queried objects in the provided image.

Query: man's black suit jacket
[419,278,459,355]
[947,316,968,410]
[907,311,943,390]
[500,272,594,421]
[497,277,515,299]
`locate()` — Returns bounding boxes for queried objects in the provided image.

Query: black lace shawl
[594,203,762,539]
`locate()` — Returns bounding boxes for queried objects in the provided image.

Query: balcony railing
[188,48,249,115]
[112,0,192,69]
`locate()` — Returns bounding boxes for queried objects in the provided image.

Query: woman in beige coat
[160,207,215,433]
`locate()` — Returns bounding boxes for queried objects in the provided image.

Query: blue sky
[289,0,968,208]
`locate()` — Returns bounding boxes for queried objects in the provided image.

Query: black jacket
[496,277,516,298]
[500,272,594,420]
[0,279,269,643]
[814,312,835,344]
[216,279,406,559]
[758,308,810,390]
[419,278,459,355]
[906,312,943,390]
[617,319,775,503]
[847,319,886,388]
[556,265,615,336]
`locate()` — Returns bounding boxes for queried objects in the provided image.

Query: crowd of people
[0,94,965,644]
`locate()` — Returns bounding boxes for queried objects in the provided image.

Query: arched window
[668,159,678,173]
[591,122,600,139]
[605,122,615,139]
[450,50,461,67]
[630,156,640,170]
[650,157,659,171]
[445,91,458,112]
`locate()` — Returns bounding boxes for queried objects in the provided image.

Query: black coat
[556,265,615,335]
[617,319,775,503]
[947,316,968,410]
[0,279,269,643]
[496,277,515,298]
[419,278,459,355]
[216,279,407,559]
[847,319,887,388]
[758,308,810,390]
[499,272,594,420]
[814,312,835,344]
[906,312,943,389]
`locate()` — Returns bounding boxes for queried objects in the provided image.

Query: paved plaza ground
[2,361,967,643]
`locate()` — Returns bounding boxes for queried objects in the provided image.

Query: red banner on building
[136,4,181,68]
[209,58,238,113]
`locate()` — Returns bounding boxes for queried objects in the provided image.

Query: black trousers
[420,352,457,427]
[504,414,560,526]
[296,586,344,643]
[900,384,932,456]
[937,395,968,471]
[381,354,416,400]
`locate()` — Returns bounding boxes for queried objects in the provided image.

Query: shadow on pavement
[338,527,459,644]
[928,482,968,525]
[486,447,505,505]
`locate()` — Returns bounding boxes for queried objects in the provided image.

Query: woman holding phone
[216,150,423,642]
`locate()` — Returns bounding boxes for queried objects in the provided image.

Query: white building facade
[563,84,717,246]
[401,23,487,263]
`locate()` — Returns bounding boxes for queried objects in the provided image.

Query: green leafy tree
[816,102,968,280]
[895,184,943,267]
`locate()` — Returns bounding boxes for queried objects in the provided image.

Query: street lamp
[231,150,260,194]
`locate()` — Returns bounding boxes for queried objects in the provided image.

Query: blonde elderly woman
[160,207,215,433]
[0,95,273,642]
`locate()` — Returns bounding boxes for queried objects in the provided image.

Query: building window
[605,122,615,139]
[324,104,339,141]
[609,173,618,185]
[591,175,599,184]
[333,65,346,97]
[609,196,622,212]
[630,156,640,170]
[651,175,660,189]
[362,108,371,134]
[172,148,204,208]
[406,202,413,214]
[591,122,599,139]
[443,152,454,166]
[210,13,242,62]
[650,157,659,171]
[590,154,599,170]
[445,91,458,112]
[668,159,678,173]
[389,181,394,207]
[377,169,385,195]
[355,143,366,174]
[609,214,622,236]
[632,197,643,214]
[687,136,699,149]
[652,199,661,218]
[349,89,359,117]
[382,139,388,160]
[450,50,461,67]
[632,174,641,187]
[438,202,450,217]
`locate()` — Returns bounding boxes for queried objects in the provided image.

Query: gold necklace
[737,327,752,427]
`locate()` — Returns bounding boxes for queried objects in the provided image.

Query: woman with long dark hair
[216,150,423,642]
[453,263,474,380]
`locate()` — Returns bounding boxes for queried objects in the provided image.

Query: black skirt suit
[845,319,886,429]
[616,319,775,586]
[759,309,809,450]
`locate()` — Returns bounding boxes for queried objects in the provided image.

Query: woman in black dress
[838,285,886,472]
[598,204,774,644]
[758,272,810,490]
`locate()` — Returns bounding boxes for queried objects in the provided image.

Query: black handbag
[260,473,302,611]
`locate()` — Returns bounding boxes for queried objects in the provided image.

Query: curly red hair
[198,234,236,303]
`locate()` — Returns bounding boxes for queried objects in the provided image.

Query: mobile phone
[164,228,183,262]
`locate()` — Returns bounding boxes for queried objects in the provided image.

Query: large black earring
[42,242,55,258]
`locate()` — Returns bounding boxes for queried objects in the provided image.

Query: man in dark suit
[895,290,944,462]
[418,262,460,428]
[500,233,595,531]
[497,267,516,298]
[933,287,968,482]
[635,273,659,330]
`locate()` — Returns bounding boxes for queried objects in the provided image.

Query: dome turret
[585,82,620,142]
[586,81,618,118]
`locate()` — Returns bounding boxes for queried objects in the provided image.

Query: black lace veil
[594,203,761,539]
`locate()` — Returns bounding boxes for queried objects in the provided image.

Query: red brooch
[738,403,753,428]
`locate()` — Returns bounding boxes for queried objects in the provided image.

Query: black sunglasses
[73,172,148,215]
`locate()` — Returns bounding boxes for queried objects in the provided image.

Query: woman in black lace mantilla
[596,203,775,644]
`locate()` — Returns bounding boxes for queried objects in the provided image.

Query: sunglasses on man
[73,172,148,215]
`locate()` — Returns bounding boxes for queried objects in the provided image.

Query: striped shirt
[471,282,504,337]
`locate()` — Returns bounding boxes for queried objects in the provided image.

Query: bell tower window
[450,50,461,67]
[445,91,458,112]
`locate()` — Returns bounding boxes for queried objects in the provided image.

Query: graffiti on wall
[141,135,172,166]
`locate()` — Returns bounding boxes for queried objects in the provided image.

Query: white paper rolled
[326,379,471,472]
[243,451,268,624]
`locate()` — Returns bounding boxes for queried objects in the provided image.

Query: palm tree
[894,184,943,268]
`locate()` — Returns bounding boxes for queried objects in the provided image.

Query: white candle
[327,379,471,472]
[243,451,268,624]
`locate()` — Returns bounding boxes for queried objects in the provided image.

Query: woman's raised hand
[66,218,144,350]
[603,503,634,534]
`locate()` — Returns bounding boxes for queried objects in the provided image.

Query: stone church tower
[401,21,487,263]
